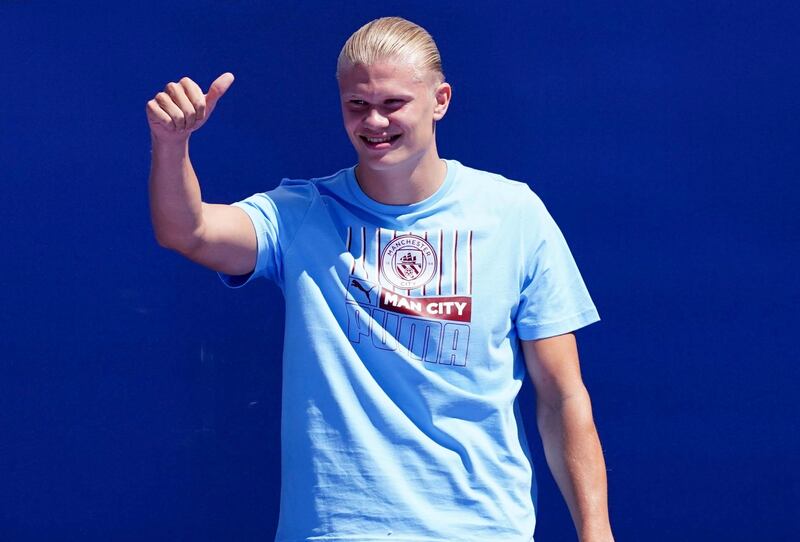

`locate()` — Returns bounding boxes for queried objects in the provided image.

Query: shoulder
[251,167,351,209]
[233,168,351,236]
[449,160,547,214]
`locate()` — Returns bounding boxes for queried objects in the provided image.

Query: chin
[357,150,409,170]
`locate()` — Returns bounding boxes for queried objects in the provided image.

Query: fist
[146,73,234,140]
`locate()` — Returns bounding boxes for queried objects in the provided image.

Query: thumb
[206,72,235,110]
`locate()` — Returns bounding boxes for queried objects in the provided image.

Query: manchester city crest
[380,234,437,289]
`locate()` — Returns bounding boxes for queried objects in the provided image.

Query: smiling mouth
[360,134,402,145]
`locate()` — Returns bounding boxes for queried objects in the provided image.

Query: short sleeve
[218,179,317,289]
[218,193,283,288]
[514,190,600,340]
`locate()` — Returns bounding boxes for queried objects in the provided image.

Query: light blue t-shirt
[221,159,599,542]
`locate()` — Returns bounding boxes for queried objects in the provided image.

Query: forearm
[148,135,205,253]
[537,387,613,542]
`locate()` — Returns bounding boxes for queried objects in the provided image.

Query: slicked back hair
[336,17,445,84]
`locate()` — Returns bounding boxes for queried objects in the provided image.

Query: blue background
[2,1,798,540]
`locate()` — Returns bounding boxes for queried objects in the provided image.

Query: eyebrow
[344,93,415,101]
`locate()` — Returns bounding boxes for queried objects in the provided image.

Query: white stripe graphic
[376,227,382,286]
[423,231,428,296]
[361,226,368,279]
[346,226,355,274]
[437,230,443,295]
[452,229,458,295]
[468,230,473,295]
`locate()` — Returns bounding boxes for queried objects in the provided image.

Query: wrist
[150,133,190,157]
[578,526,614,542]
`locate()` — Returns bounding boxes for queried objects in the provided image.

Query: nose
[363,107,390,130]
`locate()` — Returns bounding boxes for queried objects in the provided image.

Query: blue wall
[2,1,798,540]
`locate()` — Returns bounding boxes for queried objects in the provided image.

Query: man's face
[338,60,450,172]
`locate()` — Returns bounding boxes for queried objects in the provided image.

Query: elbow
[536,386,595,428]
[152,227,181,251]
[152,229,175,250]
[152,227,203,257]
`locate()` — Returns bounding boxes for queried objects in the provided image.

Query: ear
[433,82,452,121]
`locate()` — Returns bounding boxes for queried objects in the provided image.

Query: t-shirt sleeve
[218,179,315,289]
[218,193,282,288]
[514,189,600,340]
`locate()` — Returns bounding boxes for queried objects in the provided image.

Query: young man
[147,17,614,542]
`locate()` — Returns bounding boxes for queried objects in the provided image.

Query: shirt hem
[516,308,601,341]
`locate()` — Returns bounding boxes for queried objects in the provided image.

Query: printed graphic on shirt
[380,234,437,290]
[344,227,473,367]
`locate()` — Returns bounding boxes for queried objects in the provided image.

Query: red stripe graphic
[438,230,443,295]
[453,229,458,295]
[468,230,473,295]
[423,231,428,296]
[376,228,382,285]
[376,228,381,282]
[359,229,473,300]
[406,231,412,296]
[391,230,398,292]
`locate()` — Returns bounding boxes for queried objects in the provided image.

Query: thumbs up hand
[146,73,235,141]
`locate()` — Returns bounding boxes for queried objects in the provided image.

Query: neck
[355,146,446,205]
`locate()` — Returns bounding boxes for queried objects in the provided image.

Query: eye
[348,99,367,107]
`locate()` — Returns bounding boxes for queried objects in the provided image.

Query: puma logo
[351,279,373,303]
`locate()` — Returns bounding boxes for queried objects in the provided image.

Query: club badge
[380,234,437,290]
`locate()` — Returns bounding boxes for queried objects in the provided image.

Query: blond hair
[336,17,444,83]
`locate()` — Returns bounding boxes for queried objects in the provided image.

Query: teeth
[365,136,393,143]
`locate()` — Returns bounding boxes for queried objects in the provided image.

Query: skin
[337,59,451,204]
[523,334,615,542]
[146,60,613,541]
[146,73,257,276]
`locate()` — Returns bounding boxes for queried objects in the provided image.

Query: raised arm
[146,73,256,276]
[522,333,614,542]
